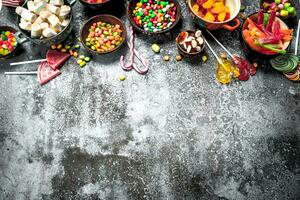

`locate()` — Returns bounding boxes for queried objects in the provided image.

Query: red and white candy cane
[120,26,149,74]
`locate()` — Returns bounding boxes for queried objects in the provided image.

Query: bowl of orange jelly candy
[187,0,241,31]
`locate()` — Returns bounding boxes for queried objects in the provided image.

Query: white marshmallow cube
[39,10,52,19]
[59,5,70,18]
[31,24,42,38]
[48,14,61,28]
[34,1,46,14]
[46,4,60,15]
[27,1,36,12]
[19,21,32,31]
[42,28,55,38]
[49,0,64,6]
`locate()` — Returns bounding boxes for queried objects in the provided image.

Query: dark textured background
[0,0,300,199]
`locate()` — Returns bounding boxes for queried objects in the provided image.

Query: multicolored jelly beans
[0,31,17,56]
[85,21,123,53]
[132,0,177,33]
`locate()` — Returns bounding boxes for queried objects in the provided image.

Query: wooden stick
[10,59,47,66]
[206,30,234,59]
[295,19,300,56]
[203,36,224,65]
[5,71,37,75]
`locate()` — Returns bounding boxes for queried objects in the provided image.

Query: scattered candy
[57,44,62,49]
[74,44,80,49]
[132,0,177,33]
[84,57,91,62]
[0,31,17,56]
[192,0,231,22]
[85,21,124,53]
[201,55,208,62]
[220,52,227,59]
[151,43,160,53]
[73,51,78,58]
[119,75,126,81]
[175,54,182,61]
[61,48,67,53]
[164,55,170,61]
[176,30,204,54]
[262,0,296,18]
[51,44,57,49]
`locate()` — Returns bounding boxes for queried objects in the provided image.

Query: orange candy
[203,0,214,9]
[203,12,215,21]
[193,0,230,22]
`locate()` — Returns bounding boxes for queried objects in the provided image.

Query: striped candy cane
[120,26,149,74]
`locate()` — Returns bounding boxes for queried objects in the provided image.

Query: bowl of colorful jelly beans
[127,0,181,34]
[260,0,297,19]
[79,0,112,10]
[80,15,126,55]
[0,26,28,59]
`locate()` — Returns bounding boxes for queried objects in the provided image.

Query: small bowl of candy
[0,26,28,59]
[241,11,293,56]
[80,15,127,55]
[79,0,112,10]
[127,0,181,35]
[176,30,205,56]
[260,0,297,19]
[16,0,76,46]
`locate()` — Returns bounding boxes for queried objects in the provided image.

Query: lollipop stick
[5,71,37,75]
[203,36,224,65]
[295,19,300,56]
[206,30,234,59]
[10,59,47,66]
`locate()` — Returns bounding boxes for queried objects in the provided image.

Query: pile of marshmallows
[16,0,71,39]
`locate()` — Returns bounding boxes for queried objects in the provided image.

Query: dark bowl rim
[78,0,111,5]
[17,0,73,42]
[0,26,19,58]
[176,30,205,55]
[127,0,181,35]
[80,14,127,55]
[241,12,292,56]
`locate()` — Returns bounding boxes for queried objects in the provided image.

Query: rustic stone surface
[0,1,300,199]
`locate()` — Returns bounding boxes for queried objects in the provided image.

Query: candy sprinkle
[132,0,177,33]
[151,43,160,53]
[119,75,126,81]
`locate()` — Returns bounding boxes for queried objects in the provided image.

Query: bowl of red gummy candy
[79,0,112,10]
[241,11,293,56]
[0,26,28,59]
[127,0,181,34]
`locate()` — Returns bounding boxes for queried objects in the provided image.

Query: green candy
[287,7,295,14]
[283,2,291,9]
[270,54,299,73]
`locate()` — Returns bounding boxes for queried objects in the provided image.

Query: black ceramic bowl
[0,26,28,60]
[17,0,76,46]
[80,15,127,55]
[79,0,113,10]
[127,0,181,35]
